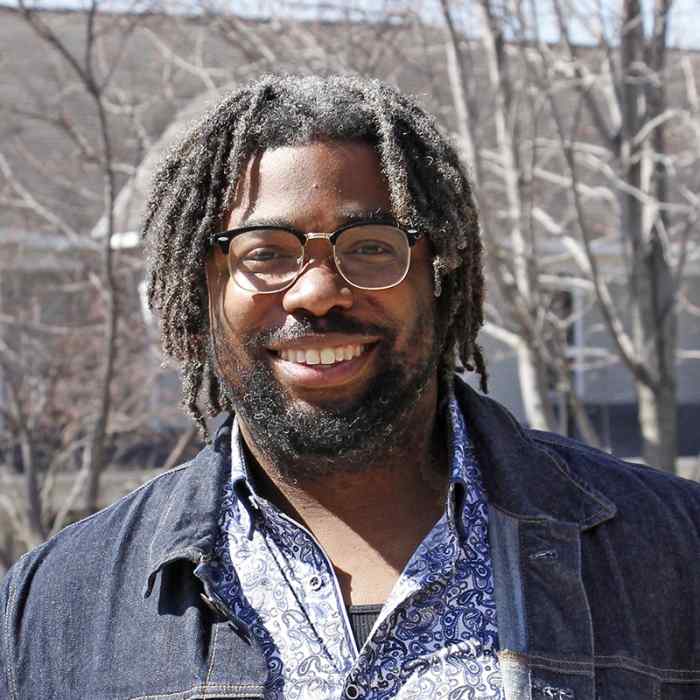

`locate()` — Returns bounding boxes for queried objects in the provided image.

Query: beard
[211,309,439,479]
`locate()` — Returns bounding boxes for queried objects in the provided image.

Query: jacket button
[345,684,361,699]
[309,575,324,591]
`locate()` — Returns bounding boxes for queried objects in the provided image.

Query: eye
[242,248,295,262]
[345,240,396,256]
[230,230,302,266]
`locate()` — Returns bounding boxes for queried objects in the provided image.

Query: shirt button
[345,684,361,699]
[309,575,324,591]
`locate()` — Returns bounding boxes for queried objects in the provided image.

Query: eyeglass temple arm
[212,234,232,255]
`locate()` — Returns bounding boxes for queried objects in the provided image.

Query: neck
[237,379,449,604]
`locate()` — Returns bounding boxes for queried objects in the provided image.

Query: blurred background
[1,0,698,571]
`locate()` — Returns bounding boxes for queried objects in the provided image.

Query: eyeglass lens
[228,225,410,292]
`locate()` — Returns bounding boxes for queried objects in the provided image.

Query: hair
[143,75,487,436]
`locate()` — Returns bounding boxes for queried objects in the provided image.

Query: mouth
[276,343,367,366]
[266,338,378,390]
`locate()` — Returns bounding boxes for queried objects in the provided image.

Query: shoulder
[0,430,234,698]
[0,442,225,628]
[529,428,700,526]
[453,375,700,526]
[4,454,202,577]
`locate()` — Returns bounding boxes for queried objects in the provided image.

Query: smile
[277,344,367,366]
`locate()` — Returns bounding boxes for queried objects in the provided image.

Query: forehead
[226,141,393,228]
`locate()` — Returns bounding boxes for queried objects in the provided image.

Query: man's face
[206,140,440,475]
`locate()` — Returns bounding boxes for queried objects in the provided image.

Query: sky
[213,0,700,49]
[5,0,700,49]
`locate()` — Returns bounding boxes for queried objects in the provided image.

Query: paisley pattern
[210,391,503,699]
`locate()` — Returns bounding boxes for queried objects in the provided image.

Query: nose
[281,253,353,317]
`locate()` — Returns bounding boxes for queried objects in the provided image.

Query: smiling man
[206,141,442,484]
[2,76,700,700]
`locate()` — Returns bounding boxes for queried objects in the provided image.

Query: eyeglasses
[210,220,422,293]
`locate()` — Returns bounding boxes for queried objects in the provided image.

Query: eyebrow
[337,208,397,225]
[237,208,397,231]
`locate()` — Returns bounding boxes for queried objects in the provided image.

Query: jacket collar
[143,419,232,598]
[453,377,616,530]
[145,378,616,594]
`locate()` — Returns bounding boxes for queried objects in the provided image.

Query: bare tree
[529,0,698,471]
[0,3,184,566]
[10,0,135,511]
[438,0,604,444]
[438,0,699,471]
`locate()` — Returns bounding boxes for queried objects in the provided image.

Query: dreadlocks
[143,75,487,436]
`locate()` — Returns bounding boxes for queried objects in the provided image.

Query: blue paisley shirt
[210,393,503,699]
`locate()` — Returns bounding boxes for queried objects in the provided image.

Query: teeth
[320,348,335,365]
[278,344,366,366]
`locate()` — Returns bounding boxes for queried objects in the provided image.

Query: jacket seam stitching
[152,547,204,571]
[127,684,264,700]
[529,661,594,677]
[514,519,528,651]
[4,569,18,700]
[490,502,564,525]
[526,653,594,673]
[531,442,615,526]
[205,621,220,686]
[149,483,188,567]
[527,653,700,680]
[594,655,700,679]
[516,521,530,655]
[577,528,596,667]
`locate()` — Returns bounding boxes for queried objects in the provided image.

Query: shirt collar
[230,416,255,491]
[445,386,486,538]
[229,385,486,539]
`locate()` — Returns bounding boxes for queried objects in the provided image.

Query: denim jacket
[2,379,700,700]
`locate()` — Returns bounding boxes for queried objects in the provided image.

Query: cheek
[208,269,282,351]
[399,257,436,333]
[207,260,251,345]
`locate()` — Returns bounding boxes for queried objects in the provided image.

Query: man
[1,76,699,700]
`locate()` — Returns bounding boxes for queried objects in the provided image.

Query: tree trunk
[479,0,556,432]
[83,97,119,514]
[621,0,678,471]
[517,343,556,430]
[19,425,45,544]
[440,0,478,181]
[638,380,677,471]
[634,235,678,471]
[162,425,199,472]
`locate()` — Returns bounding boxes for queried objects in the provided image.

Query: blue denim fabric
[2,378,700,699]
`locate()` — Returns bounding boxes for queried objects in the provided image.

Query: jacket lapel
[454,379,616,700]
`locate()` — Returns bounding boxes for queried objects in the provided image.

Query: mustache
[250,311,395,348]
